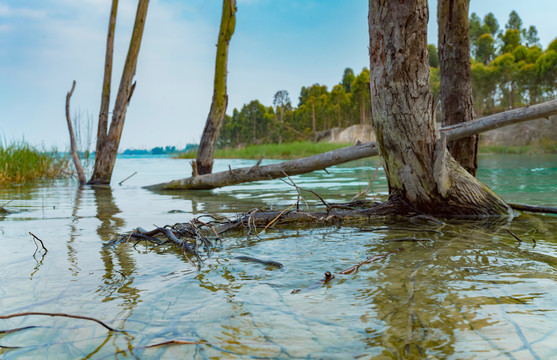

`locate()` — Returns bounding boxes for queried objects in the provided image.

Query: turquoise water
[0,154,556,359]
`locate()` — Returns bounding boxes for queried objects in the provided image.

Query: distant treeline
[219,10,557,149]
[122,144,198,156]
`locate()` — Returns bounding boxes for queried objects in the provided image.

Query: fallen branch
[147,100,557,190]
[139,339,206,349]
[0,326,37,334]
[509,203,557,214]
[0,312,119,332]
[29,232,47,254]
[118,171,137,185]
[235,256,283,268]
[291,251,401,294]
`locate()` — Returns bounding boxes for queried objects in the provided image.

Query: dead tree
[88,0,149,185]
[195,0,237,176]
[438,0,478,176]
[65,80,86,185]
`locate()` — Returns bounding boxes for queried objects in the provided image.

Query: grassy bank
[479,138,557,154]
[175,141,353,160]
[0,141,70,184]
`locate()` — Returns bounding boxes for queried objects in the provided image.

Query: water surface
[1,154,556,359]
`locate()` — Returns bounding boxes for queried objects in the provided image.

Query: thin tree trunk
[146,99,557,191]
[278,107,283,144]
[337,106,341,128]
[65,80,86,185]
[369,0,510,215]
[360,92,365,125]
[89,0,149,185]
[94,0,118,158]
[438,0,478,176]
[311,101,316,138]
[195,0,237,175]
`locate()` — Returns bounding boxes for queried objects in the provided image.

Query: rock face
[321,125,376,144]
[480,115,557,146]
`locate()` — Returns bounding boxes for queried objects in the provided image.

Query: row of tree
[218,10,557,149]
[219,67,373,148]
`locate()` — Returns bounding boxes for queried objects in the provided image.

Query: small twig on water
[352,161,381,202]
[118,171,137,186]
[0,326,37,334]
[259,203,296,235]
[281,171,329,211]
[0,312,119,332]
[139,339,206,349]
[506,229,522,243]
[29,232,47,254]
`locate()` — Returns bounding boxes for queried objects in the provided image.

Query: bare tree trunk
[360,92,365,125]
[88,0,149,185]
[311,101,316,139]
[278,107,283,144]
[369,0,509,215]
[147,99,557,191]
[94,0,118,163]
[65,80,86,185]
[195,0,237,175]
[438,0,478,176]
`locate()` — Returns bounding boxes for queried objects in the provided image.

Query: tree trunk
[278,107,283,144]
[147,99,557,191]
[368,0,509,215]
[337,106,341,128]
[65,80,86,185]
[311,101,316,138]
[88,0,149,185]
[195,0,237,175]
[360,92,365,125]
[94,0,118,165]
[438,0,478,176]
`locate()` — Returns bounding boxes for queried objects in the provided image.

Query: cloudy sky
[1,0,556,151]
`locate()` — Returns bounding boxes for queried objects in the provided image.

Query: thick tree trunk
[147,99,557,191]
[369,0,510,215]
[438,0,478,176]
[88,0,149,185]
[65,80,86,185]
[368,0,510,216]
[195,0,237,176]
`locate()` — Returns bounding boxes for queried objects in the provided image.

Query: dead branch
[506,229,522,243]
[509,203,557,214]
[140,339,206,349]
[235,256,283,268]
[0,312,119,332]
[29,232,47,254]
[0,326,37,334]
[118,171,137,185]
[65,80,86,185]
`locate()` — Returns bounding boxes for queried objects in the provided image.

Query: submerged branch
[0,312,119,332]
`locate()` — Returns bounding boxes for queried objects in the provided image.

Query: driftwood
[0,312,118,332]
[65,80,86,185]
[509,203,557,214]
[147,100,557,191]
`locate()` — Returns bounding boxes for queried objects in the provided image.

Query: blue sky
[1,0,556,150]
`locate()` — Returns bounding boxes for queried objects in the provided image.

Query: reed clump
[0,141,70,184]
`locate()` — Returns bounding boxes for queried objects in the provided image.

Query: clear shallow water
[0,154,556,359]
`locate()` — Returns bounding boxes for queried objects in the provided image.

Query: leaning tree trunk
[438,0,478,176]
[88,0,149,185]
[195,0,237,176]
[368,0,510,216]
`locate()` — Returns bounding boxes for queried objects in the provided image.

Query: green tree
[273,90,290,144]
[525,25,540,47]
[476,33,496,64]
[351,68,371,125]
[492,53,518,108]
[500,29,522,54]
[428,44,439,67]
[341,68,356,93]
[505,10,523,31]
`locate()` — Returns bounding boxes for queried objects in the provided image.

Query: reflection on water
[0,154,556,358]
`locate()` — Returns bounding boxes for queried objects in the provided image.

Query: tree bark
[195,0,237,175]
[65,80,86,185]
[368,0,509,216]
[88,0,149,185]
[146,99,557,191]
[438,0,478,176]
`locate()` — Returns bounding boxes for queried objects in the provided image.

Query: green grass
[174,141,353,160]
[479,138,557,154]
[0,141,70,185]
